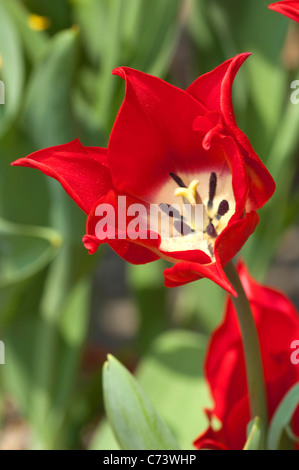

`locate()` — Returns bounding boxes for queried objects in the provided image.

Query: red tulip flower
[269,1,299,22]
[194,261,299,450]
[12,54,275,295]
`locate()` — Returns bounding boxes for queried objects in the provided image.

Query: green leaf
[97,331,211,450]
[0,216,61,287]
[176,278,225,334]
[0,0,25,137]
[70,0,108,64]
[38,280,90,448]
[267,383,299,450]
[128,261,168,353]
[103,354,180,450]
[89,420,120,451]
[243,417,262,450]
[21,28,79,147]
[1,0,48,63]
[137,330,211,450]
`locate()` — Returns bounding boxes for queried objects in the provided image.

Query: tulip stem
[224,261,268,448]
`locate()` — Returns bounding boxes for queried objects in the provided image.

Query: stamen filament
[169,172,187,188]
[174,179,200,207]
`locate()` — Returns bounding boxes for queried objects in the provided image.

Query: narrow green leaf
[1,0,48,63]
[103,354,180,450]
[243,417,262,450]
[267,383,299,450]
[0,0,25,136]
[21,28,79,147]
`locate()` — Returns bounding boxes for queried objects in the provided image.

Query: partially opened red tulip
[194,261,299,450]
[12,54,275,295]
[269,1,299,22]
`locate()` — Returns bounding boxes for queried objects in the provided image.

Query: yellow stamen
[174,179,200,206]
[27,14,51,32]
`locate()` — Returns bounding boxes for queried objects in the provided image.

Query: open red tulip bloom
[194,261,299,450]
[269,1,299,22]
[12,53,275,295]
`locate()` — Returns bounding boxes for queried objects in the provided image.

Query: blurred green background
[0,0,298,450]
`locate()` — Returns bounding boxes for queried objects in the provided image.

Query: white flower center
[157,170,235,260]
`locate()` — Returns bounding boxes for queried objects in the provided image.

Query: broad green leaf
[103,354,180,450]
[97,330,211,450]
[243,417,262,450]
[137,330,211,450]
[89,420,120,451]
[267,383,299,450]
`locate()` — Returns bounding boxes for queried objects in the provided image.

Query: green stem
[224,261,268,447]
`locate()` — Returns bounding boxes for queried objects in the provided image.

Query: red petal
[192,121,249,216]
[163,259,236,296]
[215,211,260,267]
[187,53,275,211]
[198,261,299,449]
[187,53,251,118]
[83,234,160,264]
[108,67,207,201]
[269,1,299,23]
[194,429,229,450]
[84,189,161,264]
[11,139,112,214]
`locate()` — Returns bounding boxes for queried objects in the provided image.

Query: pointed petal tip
[233,52,252,66]
[11,158,22,167]
[11,157,32,168]
[112,66,126,78]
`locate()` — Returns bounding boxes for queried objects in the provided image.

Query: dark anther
[208,172,217,210]
[174,220,194,236]
[217,200,229,217]
[159,203,182,220]
[206,222,217,238]
[169,172,187,188]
